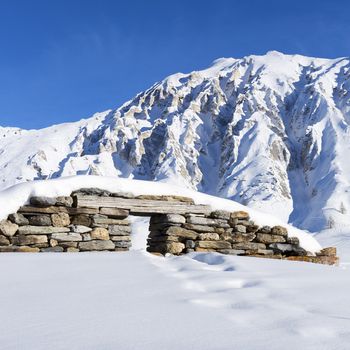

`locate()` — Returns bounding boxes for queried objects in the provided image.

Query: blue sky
[0,0,349,129]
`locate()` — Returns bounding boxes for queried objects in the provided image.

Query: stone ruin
[0,188,338,265]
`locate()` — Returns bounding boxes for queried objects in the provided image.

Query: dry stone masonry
[0,189,338,265]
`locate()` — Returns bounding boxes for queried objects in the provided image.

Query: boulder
[51,213,70,227]
[90,228,109,240]
[0,220,18,237]
[8,213,29,226]
[79,240,115,251]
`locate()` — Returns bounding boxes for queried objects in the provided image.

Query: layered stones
[8,213,29,226]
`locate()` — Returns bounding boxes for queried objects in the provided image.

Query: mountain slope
[1,51,350,232]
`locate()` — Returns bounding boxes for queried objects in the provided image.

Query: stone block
[255,233,286,244]
[99,207,129,218]
[12,234,48,246]
[108,225,132,236]
[79,240,115,251]
[317,247,337,257]
[198,233,220,241]
[196,241,232,249]
[56,196,73,207]
[230,211,250,220]
[51,212,70,227]
[71,215,92,226]
[90,228,109,240]
[69,225,92,233]
[150,214,186,225]
[164,226,198,240]
[18,226,70,235]
[28,215,52,226]
[209,210,231,220]
[233,224,246,233]
[8,213,29,226]
[0,220,18,237]
[114,241,132,249]
[271,226,288,237]
[0,235,10,245]
[41,246,64,252]
[30,196,57,207]
[66,247,80,252]
[231,242,266,250]
[51,232,82,242]
[183,224,215,233]
[110,235,131,241]
[218,249,246,255]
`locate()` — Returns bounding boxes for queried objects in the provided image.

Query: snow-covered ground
[1,176,349,349]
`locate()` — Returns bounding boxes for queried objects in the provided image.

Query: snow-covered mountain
[2,51,350,232]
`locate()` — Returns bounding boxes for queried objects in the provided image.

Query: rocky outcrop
[0,189,338,265]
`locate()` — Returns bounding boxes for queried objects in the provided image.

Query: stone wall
[0,189,339,265]
[0,194,131,252]
[147,211,339,265]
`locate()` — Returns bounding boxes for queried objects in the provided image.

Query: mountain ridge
[1,51,350,233]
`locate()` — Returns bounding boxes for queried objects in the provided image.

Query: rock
[12,234,48,246]
[66,247,80,252]
[73,188,112,196]
[196,241,232,249]
[0,235,10,245]
[99,207,129,218]
[41,246,64,252]
[198,233,220,241]
[164,226,198,240]
[79,240,115,251]
[286,256,339,266]
[271,226,288,237]
[317,247,337,257]
[8,213,29,226]
[149,223,181,231]
[59,242,78,248]
[258,226,272,233]
[51,232,82,242]
[0,246,40,252]
[218,249,246,255]
[286,236,300,245]
[185,240,195,249]
[230,211,250,220]
[56,196,73,207]
[90,228,109,240]
[233,225,246,233]
[71,215,92,226]
[150,214,186,225]
[114,241,132,248]
[28,215,52,226]
[108,225,132,236]
[229,232,256,243]
[30,196,57,207]
[81,233,92,241]
[110,235,131,241]
[92,215,130,226]
[50,239,58,247]
[165,242,185,254]
[51,212,70,227]
[183,224,215,233]
[246,224,260,233]
[255,233,286,244]
[194,247,216,252]
[231,242,266,250]
[69,225,92,233]
[186,216,230,228]
[210,210,231,220]
[269,243,293,252]
[0,220,19,237]
[18,226,70,235]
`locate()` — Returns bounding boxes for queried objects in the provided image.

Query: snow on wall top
[0,175,322,253]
